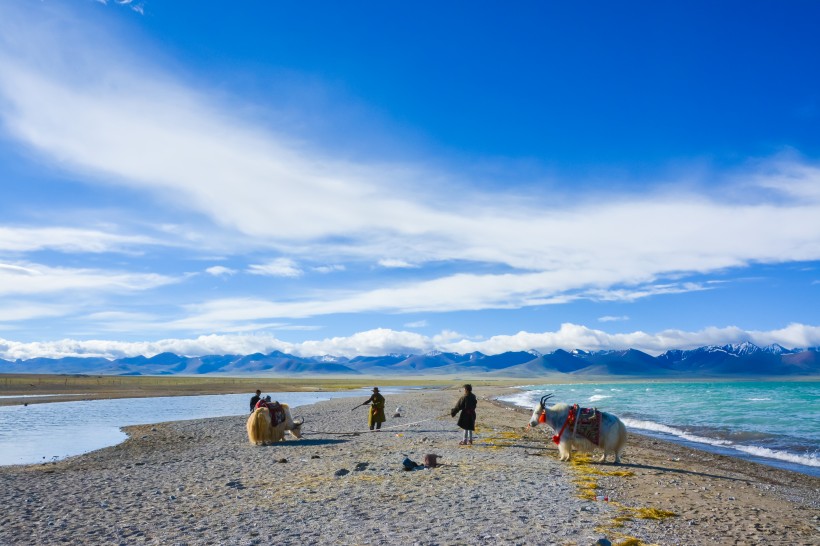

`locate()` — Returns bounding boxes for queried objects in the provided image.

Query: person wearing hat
[362,387,386,431]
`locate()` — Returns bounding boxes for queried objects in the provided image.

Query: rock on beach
[0,387,817,545]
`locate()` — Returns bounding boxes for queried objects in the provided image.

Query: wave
[588,394,611,402]
[622,418,820,469]
[732,444,819,468]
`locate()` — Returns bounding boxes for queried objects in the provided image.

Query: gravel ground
[0,386,817,545]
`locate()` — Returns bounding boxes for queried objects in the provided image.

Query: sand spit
[0,387,817,545]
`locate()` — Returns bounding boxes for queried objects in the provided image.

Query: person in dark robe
[363,387,386,430]
[451,384,477,445]
[250,390,262,413]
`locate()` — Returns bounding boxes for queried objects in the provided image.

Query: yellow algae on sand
[631,507,677,520]
[479,429,524,450]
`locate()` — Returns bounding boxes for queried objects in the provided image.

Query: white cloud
[165,278,703,331]
[0,301,71,323]
[598,315,629,323]
[205,265,237,277]
[2,322,818,360]
[0,227,154,253]
[440,322,820,357]
[378,259,417,269]
[247,258,302,278]
[404,320,428,328]
[313,264,346,274]
[0,261,178,297]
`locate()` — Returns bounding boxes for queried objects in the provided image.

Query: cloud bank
[1,323,818,361]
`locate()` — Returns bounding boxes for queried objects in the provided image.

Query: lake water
[0,387,408,466]
[500,381,820,477]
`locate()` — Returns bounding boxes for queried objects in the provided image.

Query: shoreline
[3,376,818,478]
[0,386,817,545]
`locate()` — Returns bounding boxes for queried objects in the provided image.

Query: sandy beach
[0,386,818,545]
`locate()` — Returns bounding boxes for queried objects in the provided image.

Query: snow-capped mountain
[1,344,817,377]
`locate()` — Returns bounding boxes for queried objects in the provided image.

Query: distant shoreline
[2,372,817,407]
[0,373,521,406]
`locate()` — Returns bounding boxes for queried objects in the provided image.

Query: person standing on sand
[250,390,261,413]
[363,387,386,431]
[451,384,477,445]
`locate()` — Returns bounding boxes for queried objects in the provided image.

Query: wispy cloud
[163,278,703,331]
[404,320,428,328]
[247,258,302,278]
[0,261,178,297]
[598,315,629,323]
[205,266,237,277]
[0,227,155,253]
[0,302,71,323]
[378,259,418,269]
[313,264,345,274]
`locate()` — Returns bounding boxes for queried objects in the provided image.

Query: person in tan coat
[363,387,386,430]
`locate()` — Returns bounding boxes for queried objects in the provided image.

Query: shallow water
[0,387,410,466]
[501,381,820,477]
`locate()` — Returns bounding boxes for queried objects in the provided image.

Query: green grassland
[0,373,523,405]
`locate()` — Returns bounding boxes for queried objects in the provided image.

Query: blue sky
[1,0,819,360]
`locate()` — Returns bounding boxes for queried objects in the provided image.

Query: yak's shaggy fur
[246,404,303,445]
[529,401,627,463]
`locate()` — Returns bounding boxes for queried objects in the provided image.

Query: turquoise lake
[500,380,819,477]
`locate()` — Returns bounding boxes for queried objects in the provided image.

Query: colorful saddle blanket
[255,401,286,426]
[268,402,286,427]
[573,407,602,446]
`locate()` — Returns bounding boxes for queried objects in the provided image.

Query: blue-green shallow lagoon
[501,381,819,477]
[0,386,417,466]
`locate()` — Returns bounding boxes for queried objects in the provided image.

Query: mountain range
[1,342,818,378]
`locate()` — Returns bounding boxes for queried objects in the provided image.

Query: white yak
[529,394,626,463]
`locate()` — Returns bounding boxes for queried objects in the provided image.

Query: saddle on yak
[574,406,602,446]
[255,400,287,427]
[267,401,286,427]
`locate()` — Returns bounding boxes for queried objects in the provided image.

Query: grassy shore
[0,373,523,406]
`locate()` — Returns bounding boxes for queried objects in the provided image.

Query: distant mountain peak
[722,341,760,355]
[313,354,347,363]
[763,343,790,354]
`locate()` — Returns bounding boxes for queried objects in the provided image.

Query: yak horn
[293,417,304,425]
[539,394,554,408]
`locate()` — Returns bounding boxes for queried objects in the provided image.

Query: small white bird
[393,406,402,418]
